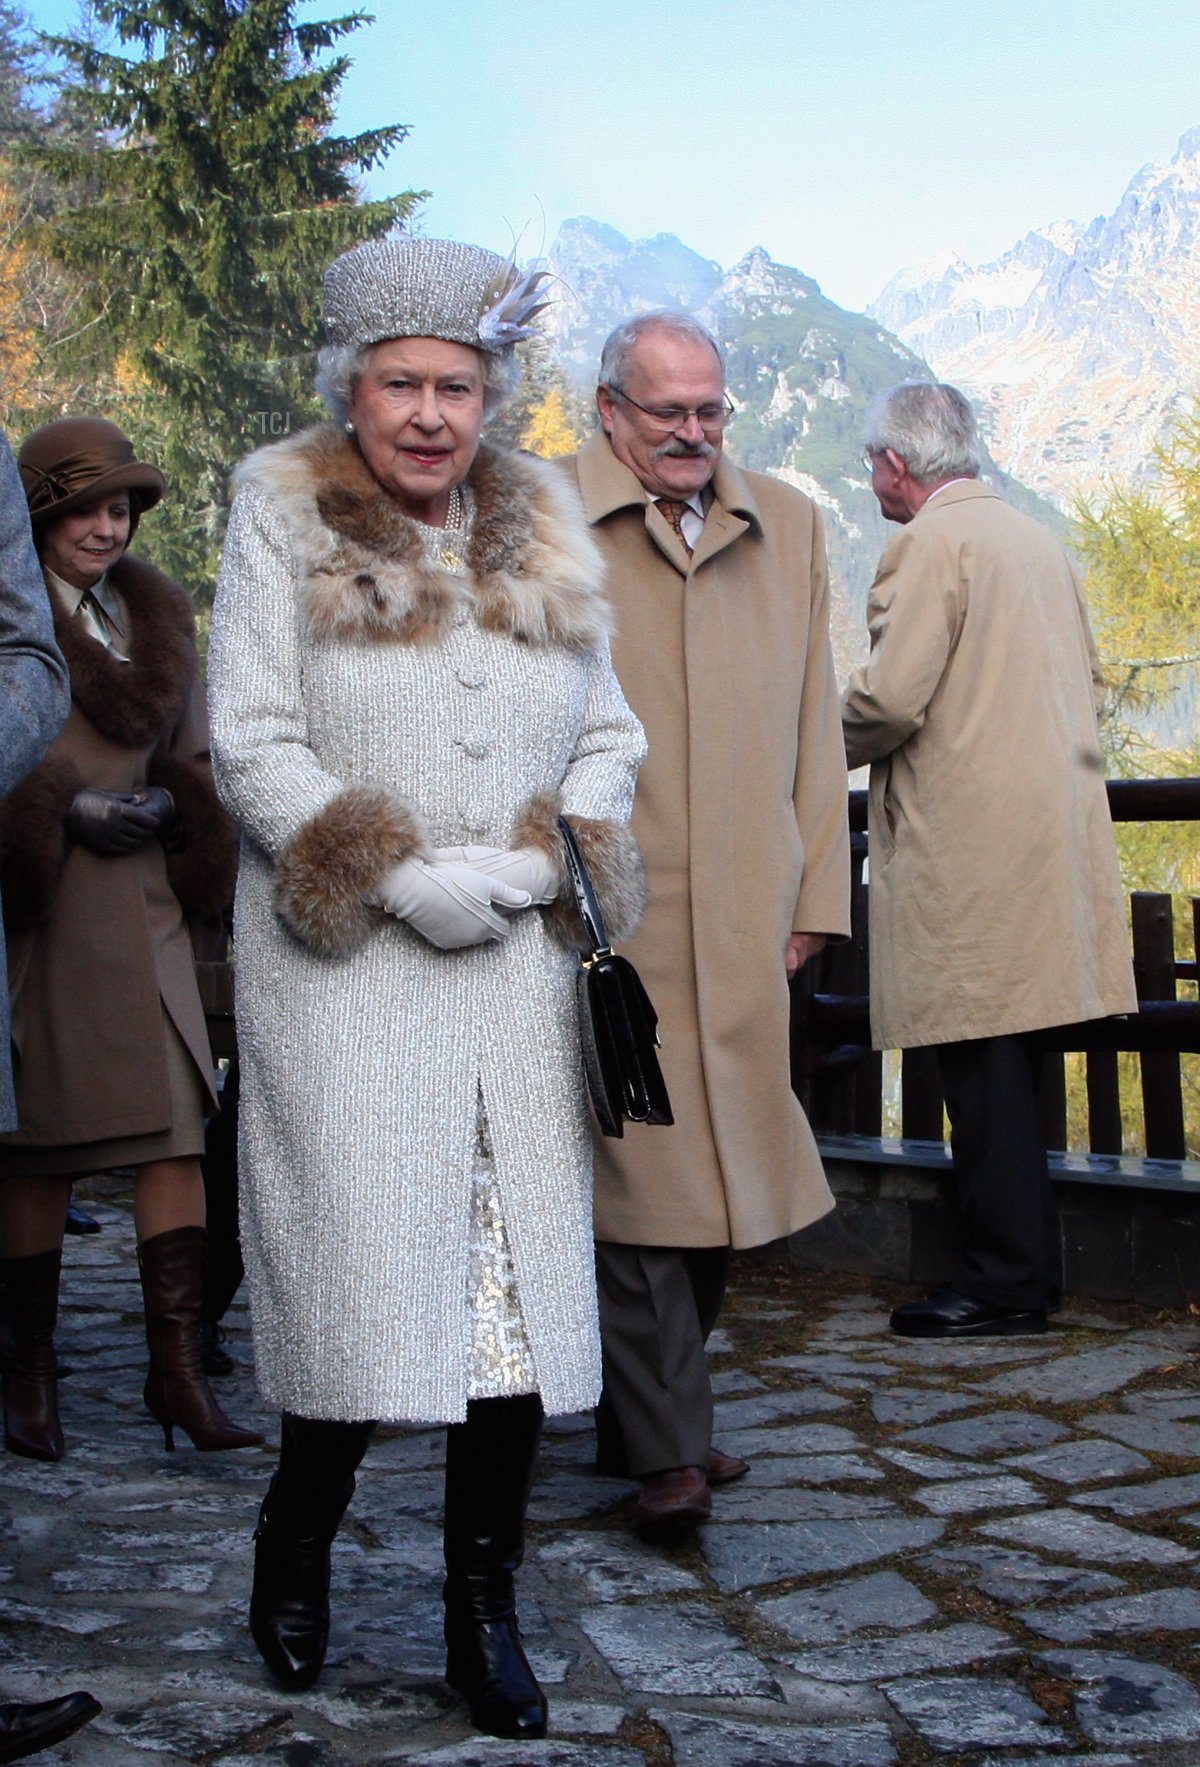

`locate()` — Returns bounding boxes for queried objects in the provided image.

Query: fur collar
[234,425,611,652]
[51,554,195,748]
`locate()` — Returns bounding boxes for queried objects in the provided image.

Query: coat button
[455,735,491,760]
[456,667,486,689]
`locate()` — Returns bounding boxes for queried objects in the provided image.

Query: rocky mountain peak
[871,127,1200,505]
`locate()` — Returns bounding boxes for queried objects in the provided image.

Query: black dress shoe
[890,1285,1047,1339]
[64,1204,102,1236]
[0,1691,101,1762]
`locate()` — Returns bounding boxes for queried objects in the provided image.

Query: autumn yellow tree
[520,387,582,459]
[1067,408,1200,1155]
[1076,411,1200,782]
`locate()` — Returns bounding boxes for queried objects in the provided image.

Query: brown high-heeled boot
[1,1248,65,1462]
[137,1226,263,1451]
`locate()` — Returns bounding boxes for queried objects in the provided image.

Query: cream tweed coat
[209,427,646,1423]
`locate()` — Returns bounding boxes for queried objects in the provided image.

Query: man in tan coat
[561,312,850,1539]
[844,381,1137,1339]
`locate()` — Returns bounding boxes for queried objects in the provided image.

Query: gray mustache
[654,438,716,461]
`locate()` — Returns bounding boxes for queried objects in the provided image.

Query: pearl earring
[345,420,355,434]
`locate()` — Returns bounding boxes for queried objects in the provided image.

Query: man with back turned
[845,381,1137,1339]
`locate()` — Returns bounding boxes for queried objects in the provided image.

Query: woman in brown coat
[0,417,262,1462]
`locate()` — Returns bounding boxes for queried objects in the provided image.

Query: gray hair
[864,382,982,484]
[598,309,725,391]
[315,340,521,425]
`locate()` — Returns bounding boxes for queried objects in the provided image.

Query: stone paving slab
[912,1472,1042,1514]
[753,1570,938,1643]
[970,1342,1176,1402]
[649,1709,898,1765]
[920,1542,1127,1605]
[870,1387,985,1426]
[745,1452,884,1485]
[897,1408,1071,1457]
[877,1445,992,1479]
[7,1200,1200,1763]
[782,1621,1016,1684]
[1080,1410,1200,1457]
[1036,1648,1200,1747]
[717,1422,864,1457]
[1020,1585,1200,1644]
[1001,1436,1152,1485]
[1070,1471,1200,1515]
[980,1506,1198,1565]
[577,1602,778,1696]
[712,1486,897,1522]
[700,1516,946,1592]
[975,1756,1137,1767]
[882,1672,1069,1751]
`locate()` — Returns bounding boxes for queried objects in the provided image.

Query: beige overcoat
[562,433,851,1251]
[842,480,1137,1051]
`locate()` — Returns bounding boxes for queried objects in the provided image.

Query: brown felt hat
[18,417,166,529]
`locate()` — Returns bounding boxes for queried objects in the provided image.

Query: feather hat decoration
[324,235,552,356]
[477,263,553,349]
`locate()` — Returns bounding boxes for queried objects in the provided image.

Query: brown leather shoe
[708,1447,750,1486]
[633,1466,711,1541]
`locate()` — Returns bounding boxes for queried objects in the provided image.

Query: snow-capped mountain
[871,128,1200,507]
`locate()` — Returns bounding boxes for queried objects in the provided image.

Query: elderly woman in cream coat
[208,235,645,1741]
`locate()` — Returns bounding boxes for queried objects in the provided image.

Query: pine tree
[26,0,425,597]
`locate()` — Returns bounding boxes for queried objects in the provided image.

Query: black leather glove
[66,787,176,856]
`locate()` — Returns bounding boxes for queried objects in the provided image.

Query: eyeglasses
[607,386,735,431]
[861,448,880,471]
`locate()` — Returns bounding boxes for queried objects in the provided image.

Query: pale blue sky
[32,0,1200,312]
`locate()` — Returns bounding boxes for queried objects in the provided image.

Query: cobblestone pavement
[5,1194,1200,1765]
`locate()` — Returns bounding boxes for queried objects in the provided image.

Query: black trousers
[935,1033,1061,1311]
[593,1241,729,1478]
[200,1059,244,1324]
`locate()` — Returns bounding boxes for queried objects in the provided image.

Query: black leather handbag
[558,817,673,1139]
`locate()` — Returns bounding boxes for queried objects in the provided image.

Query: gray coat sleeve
[0,432,69,796]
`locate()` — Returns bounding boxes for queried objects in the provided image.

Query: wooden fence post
[1131,891,1185,1159]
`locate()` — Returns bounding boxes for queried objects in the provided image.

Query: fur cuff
[274,785,427,957]
[514,791,646,951]
[0,755,82,931]
[149,755,239,919]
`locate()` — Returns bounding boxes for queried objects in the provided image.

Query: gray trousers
[593,1241,730,1478]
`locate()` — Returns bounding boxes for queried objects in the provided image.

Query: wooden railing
[791,778,1200,1163]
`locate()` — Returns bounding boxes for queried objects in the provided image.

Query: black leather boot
[0,1690,100,1762]
[249,1412,374,1689]
[443,1392,548,1740]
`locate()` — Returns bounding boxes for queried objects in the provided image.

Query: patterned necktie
[655,497,694,556]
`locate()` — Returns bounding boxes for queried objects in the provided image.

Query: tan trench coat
[562,433,850,1250]
[0,554,234,1148]
[842,480,1137,1051]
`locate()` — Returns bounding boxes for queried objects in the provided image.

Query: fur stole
[52,554,196,747]
[0,557,232,931]
[234,425,611,653]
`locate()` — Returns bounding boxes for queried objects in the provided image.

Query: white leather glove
[433,844,561,907]
[367,858,531,949]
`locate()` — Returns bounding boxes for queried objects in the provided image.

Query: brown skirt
[0,1007,207,1179]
